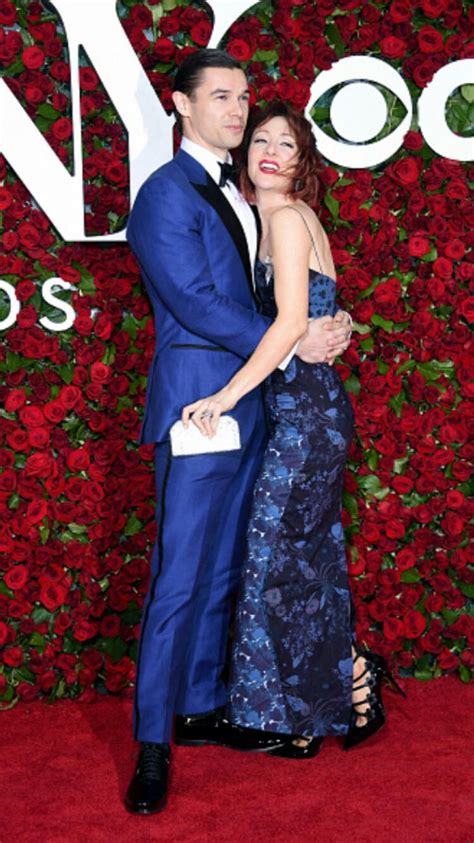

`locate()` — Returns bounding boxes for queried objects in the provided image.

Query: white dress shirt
[180,137,257,276]
[180,137,293,369]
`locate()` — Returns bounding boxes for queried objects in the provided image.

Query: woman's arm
[182,206,311,435]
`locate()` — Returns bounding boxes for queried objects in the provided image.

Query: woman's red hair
[239,101,323,208]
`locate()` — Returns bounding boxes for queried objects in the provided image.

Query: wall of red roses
[0,0,473,705]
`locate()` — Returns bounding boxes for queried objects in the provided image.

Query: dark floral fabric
[229,261,355,737]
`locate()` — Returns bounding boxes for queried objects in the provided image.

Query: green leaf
[419,247,437,262]
[389,391,405,418]
[32,607,52,625]
[342,491,358,519]
[371,314,394,331]
[324,193,339,219]
[359,337,374,352]
[0,582,13,597]
[104,636,128,663]
[400,569,421,583]
[441,608,460,625]
[30,632,46,652]
[414,669,433,680]
[37,103,60,120]
[459,664,471,683]
[120,601,142,625]
[67,523,88,535]
[254,49,278,63]
[459,582,474,599]
[357,474,381,494]
[124,513,143,537]
[8,493,20,510]
[343,373,360,395]
[325,23,345,57]
[58,365,74,385]
[367,450,379,471]
[5,352,24,373]
[461,84,474,104]
[393,457,409,474]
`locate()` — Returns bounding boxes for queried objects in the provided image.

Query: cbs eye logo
[305,57,473,168]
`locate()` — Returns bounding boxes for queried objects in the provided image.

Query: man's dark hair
[173,49,243,133]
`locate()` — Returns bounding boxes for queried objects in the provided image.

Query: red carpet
[1,678,472,843]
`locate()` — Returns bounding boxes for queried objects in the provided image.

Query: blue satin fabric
[134,401,267,743]
[127,149,270,444]
[127,151,270,742]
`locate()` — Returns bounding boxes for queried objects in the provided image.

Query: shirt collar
[180,137,232,186]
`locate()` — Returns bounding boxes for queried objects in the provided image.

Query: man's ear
[172,91,190,119]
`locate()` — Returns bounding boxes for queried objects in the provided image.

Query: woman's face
[247,116,299,195]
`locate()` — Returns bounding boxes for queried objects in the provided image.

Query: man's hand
[296,311,352,365]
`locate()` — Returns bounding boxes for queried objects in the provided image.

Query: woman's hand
[182,387,238,437]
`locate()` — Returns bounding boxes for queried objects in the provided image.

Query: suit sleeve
[127,176,270,358]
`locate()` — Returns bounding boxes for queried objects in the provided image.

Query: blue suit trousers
[133,408,267,743]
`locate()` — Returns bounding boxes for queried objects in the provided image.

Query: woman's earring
[294,179,303,192]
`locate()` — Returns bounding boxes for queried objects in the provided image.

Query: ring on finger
[200,410,213,419]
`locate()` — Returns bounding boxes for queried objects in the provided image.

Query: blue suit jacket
[127,149,270,444]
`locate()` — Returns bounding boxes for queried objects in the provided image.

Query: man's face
[173,67,250,158]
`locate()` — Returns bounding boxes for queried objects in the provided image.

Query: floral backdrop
[0,0,473,706]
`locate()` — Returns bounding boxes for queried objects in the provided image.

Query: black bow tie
[218,161,238,188]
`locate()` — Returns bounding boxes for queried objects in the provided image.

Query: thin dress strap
[284,205,324,274]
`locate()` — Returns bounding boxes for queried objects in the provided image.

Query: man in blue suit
[125,49,352,814]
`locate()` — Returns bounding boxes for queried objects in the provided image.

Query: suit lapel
[175,150,254,297]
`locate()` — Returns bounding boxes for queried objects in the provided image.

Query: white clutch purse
[169,415,241,456]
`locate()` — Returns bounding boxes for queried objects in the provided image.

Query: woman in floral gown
[183,102,394,757]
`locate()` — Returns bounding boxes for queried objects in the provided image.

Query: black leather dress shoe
[174,710,286,753]
[124,742,170,815]
[267,736,324,759]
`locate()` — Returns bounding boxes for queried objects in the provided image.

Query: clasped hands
[182,311,352,437]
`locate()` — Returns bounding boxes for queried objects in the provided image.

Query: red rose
[17,222,40,248]
[433,257,453,278]
[388,157,420,186]
[43,399,68,424]
[39,582,68,612]
[190,21,212,47]
[459,297,474,323]
[421,0,449,16]
[52,117,72,141]
[408,235,430,257]
[90,361,112,384]
[441,512,465,537]
[403,611,427,638]
[24,453,53,478]
[383,617,404,640]
[22,45,45,69]
[0,1,17,26]
[25,499,48,525]
[66,448,90,472]
[418,25,444,53]
[3,645,23,667]
[0,621,11,647]
[19,405,45,428]
[4,565,28,591]
[153,37,176,63]
[227,38,254,62]
[16,682,39,702]
[73,620,99,642]
[437,649,458,671]
[379,36,407,59]
[0,186,12,210]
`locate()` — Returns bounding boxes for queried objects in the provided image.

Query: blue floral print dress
[229,224,355,738]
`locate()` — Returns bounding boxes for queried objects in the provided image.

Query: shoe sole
[124,797,167,815]
[174,737,286,753]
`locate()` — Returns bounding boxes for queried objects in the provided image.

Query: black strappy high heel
[343,648,406,751]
